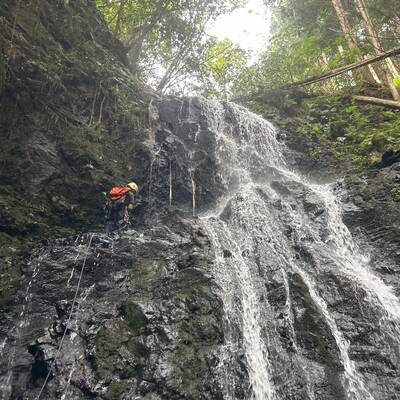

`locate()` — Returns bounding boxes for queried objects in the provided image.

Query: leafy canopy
[96,0,245,94]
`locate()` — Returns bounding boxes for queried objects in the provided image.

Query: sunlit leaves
[200,38,248,98]
[96,0,245,94]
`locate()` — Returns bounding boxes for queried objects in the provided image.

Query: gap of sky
[208,0,271,59]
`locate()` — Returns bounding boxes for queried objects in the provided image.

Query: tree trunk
[367,60,382,84]
[127,24,154,66]
[337,44,356,84]
[125,1,170,66]
[393,16,400,40]
[353,95,400,109]
[330,0,379,85]
[354,0,400,100]
[393,17,400,70]
[331,0,358,50]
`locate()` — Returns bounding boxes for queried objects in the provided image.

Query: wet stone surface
[0,215,224,400]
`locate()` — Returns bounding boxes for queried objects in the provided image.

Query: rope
[190,170,196,217]
[35,233,94,400]
[169,159,173,208]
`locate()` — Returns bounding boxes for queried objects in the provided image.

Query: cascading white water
[206,219,275,400]
[194,100,400,400]
[315,186,400,330]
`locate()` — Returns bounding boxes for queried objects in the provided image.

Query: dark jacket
[124,191,136,207]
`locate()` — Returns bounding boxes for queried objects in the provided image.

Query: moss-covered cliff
[0,0,153,263]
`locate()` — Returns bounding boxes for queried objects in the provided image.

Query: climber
[105,182,138,234]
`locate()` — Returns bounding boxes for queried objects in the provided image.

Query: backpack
[107,186,131,204]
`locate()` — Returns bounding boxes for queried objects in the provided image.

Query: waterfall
[197,100,400,400]
[1,97,399,399]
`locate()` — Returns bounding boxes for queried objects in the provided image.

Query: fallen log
[234,47,400,104]
[234,47,400,106]
[353,95,400,110]
[289,46,400,87]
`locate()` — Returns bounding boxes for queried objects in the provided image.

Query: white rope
[35,233,94,400]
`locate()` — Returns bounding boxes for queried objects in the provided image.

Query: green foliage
[393,76,400,89]
[0,267,19,302]
[237,0,348,93]
[198,38,248,99]
[233,0,400,99]
[96,0,244,94]
[96,0,400,98]
[391,187,400,201]
[297,96,400,166]
[263,32,329,87]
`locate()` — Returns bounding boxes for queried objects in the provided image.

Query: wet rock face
[341,161,400,275]
[0,0,152,254]
[0,215,224,400]
[148,97,221,213]
[148,97,286,213]
[1,95,400,400]
[150,98,400,399]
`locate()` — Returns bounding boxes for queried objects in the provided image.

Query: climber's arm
[127,192,136,210]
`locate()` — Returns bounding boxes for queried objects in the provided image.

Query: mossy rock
[0,0,151,263]
[390,187,400,201]
[95,307,149,381]
[105,380,135,400]
[131,259,164,293]
[126,338,149,359]
[0,267,20,304]
[122,302,147,335]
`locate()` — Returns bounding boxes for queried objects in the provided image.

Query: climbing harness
[35,233,94,400]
